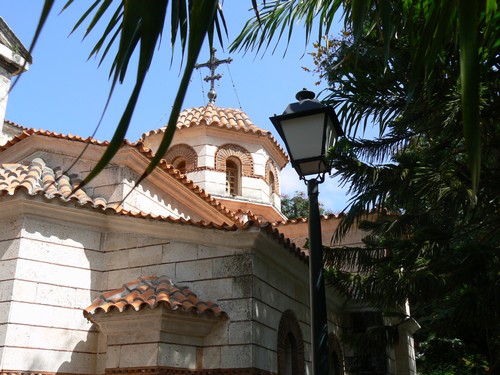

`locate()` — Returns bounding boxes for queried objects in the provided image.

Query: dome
[140,102,288,222]
[176,102,266,133]
[144,102,272,138]
[142,103,288,168]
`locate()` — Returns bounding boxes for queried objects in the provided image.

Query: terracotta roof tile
[3,119,28,131]
[0,129,115,152]
[84,275,228,320]
[134,142,244,226]
[273,213,346,226]
[0,157,241,230]
[0,157,106,205]
[1,129,244,226]
[258,222,309,264]
[141,103,288,163]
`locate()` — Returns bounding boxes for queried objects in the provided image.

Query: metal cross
[195,48,232,103]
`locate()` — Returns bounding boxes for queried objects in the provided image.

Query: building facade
[0,18,418,375]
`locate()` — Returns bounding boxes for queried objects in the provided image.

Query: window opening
[284,333,295,374]
[226,158,240,195]
[269,170,276,197]
[172,157,187,174]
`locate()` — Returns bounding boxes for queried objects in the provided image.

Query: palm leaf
[458,0,481,195]
[38,0,224,190]
[135,0,219,185]
[80,0,168,188]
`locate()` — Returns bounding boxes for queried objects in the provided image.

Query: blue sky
[2,1,352,213]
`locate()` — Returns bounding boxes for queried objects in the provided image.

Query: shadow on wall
[20,219,102,373]
[57,330,98,373]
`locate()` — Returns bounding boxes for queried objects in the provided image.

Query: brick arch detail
[265,159,280,193]
[215,144,253,176]
[277,310,305,375]
[328,332,345,375]
[164,144,197,170]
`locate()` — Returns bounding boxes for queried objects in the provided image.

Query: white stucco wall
[146,126,283,207]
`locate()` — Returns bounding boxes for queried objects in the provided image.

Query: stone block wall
[1,213,347,375]
[0,216,103,373]
[100,232,256,372]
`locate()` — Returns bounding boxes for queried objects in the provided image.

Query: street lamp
[270,89,343,375]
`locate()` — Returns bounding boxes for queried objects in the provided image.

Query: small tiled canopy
[84,275,227,320]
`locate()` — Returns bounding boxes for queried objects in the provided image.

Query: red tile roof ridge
[84,275,229,320]
[0,158,240,230]
[258,222,309,263]
[133,142,246,227]
[4,119,29,130]
[232,208,265,224]
[273,213,347,226]
[272,209,398,226]
[108,206,240,230]
[0,128,145,152]
[0,129,108,151]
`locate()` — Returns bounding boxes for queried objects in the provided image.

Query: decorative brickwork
[277,310,305,375]
[164,144,197,171]
[265,160,280,193]
[215,144,254,176]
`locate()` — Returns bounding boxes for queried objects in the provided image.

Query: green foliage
[25,1,492,195]
[29,0,226,190]
[417,337,489,374]
[232,0,498,194]
[281,190,331,219]
[309,2,500,370]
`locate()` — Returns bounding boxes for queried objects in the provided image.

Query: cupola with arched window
[141,103,289,222]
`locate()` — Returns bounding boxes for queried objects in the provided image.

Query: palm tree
[307,10,499,371]
[28,0,495,193]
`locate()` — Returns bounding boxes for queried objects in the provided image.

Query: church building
[0,18,419,375]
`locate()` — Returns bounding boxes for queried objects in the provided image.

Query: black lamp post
[270,89,343,375]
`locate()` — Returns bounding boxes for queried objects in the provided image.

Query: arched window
[215,144,254,176]
[172,157,187,174]
[328,333,344,375]
[226,157,241,196]
[277,310,305,375]
[265,159,279,198]
[164,144,197,172]
[268,170,276,197]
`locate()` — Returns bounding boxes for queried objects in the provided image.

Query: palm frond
[52,0,224,189]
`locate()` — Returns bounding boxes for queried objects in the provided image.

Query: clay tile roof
[141,103,288,162]
[0,157,106,206]
[0,129,116,152]
[134,141,244,226]
[0,157,240,230]
[273,213,346,226]
[258,222,309,264]
[3,119,28,131]
[1,130,243,227]
[84,275,228,320]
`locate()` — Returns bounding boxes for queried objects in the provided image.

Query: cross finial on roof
[195,48,232,103]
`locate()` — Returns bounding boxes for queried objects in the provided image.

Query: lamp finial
[295,89,315,101]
